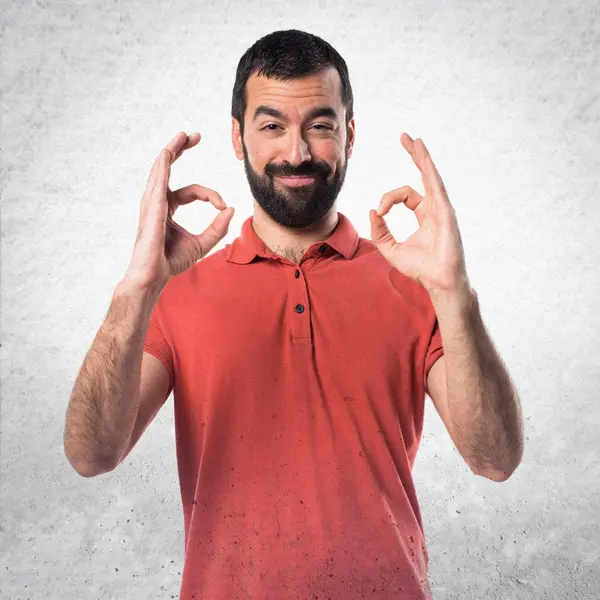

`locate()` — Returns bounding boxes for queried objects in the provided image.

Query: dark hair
[231,29,354,136]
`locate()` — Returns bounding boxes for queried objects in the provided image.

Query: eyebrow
[252,104,339,123]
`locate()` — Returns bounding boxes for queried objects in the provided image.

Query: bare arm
[427,286,525,481]
[63,279,161,477]
[63,131,234,477]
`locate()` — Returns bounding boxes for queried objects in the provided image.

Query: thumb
[194,206,235,250]
[213,206,235,234]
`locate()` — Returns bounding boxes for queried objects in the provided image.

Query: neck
[252,205,339,264]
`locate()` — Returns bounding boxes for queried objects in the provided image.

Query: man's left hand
[369,133,471,299]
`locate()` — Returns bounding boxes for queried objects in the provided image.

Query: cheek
[243,150,266,174]
[246,141,273,169]
[321,140,344,165]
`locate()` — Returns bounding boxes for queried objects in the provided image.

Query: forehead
[245,68,343,118]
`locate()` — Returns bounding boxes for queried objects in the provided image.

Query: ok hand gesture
[124,131,235,293]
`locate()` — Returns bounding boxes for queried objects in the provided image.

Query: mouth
[276,175,317,187]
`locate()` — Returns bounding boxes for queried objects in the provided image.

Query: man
[64,29,524,600]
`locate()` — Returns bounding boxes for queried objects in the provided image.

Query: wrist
[428,282,478,319]
[114,275,164,306]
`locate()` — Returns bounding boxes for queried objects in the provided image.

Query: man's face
[232,68,355,229]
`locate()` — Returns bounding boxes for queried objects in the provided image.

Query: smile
[276,176,316,186]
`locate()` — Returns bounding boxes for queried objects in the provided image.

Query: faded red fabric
[143,211,444,599]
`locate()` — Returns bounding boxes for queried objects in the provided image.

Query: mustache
[265,162,330,178]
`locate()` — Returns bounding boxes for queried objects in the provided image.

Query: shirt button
[295,270,300,279]
[295,304,305,313]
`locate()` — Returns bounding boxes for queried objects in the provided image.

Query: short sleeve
[143,304,175,396]
[424,316,444,397]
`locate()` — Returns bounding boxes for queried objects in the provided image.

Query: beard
[241,136,349,229]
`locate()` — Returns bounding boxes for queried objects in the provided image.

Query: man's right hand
[123,131,235,293]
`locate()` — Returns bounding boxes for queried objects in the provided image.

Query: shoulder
[158,245,232,308]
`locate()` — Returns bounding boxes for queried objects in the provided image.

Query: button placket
[291,265,310,344]
[294,268,305,314]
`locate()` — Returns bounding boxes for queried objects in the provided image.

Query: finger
[165,132,190,164]
[153,148,171,207]
[152,131,201,199]
[193,206,236,253]
[144,132,197,221]
[142,133,184,199]
[162,131,201,166]
[369,208,397,258]
[417,138,450,204]
[139,132,202,240]
[377,185,423,216]
[143,149,171,242]
[167,184,227,217]
[400,133,438,201]
[402,134,448,205]
[140,148,169,219]
[400,132,418,165]
[143,149,165,193]
[163,134,202,210]
[172,132,201,163]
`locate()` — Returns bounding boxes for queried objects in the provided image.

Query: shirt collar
[225,211,360,265]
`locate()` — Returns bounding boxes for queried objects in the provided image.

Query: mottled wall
[1,0,599,598]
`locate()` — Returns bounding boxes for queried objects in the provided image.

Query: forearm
[63,278,160,477]
[431,286,524,481]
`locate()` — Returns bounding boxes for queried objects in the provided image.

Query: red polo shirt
[143,211,444,599]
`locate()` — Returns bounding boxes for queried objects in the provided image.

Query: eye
[260,123,333,132]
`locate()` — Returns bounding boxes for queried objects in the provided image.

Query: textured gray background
[1,0,599,598]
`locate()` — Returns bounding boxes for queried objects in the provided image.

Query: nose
[281,130,312,166]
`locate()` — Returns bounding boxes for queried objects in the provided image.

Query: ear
[346,118,355,159]
[232,118,244,161]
